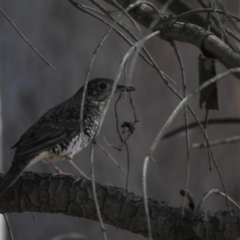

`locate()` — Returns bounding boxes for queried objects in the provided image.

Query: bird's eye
[99,82,107,90]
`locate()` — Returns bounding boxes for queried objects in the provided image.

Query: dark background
[1,0,240,239]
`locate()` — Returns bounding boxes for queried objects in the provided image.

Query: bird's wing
[12,101,82,159]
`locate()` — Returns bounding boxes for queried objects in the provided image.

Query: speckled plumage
[0,78,135,195]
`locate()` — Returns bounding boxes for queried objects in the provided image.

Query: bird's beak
[115,84,136,92]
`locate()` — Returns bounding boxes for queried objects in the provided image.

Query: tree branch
[0,172,240,239]
[100,0,240,79]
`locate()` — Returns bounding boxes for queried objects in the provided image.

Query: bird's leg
[66,158,90,181]
[50,162,73,177]
[51,162,61,173]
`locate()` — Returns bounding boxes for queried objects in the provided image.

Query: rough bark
[0,172,240,240]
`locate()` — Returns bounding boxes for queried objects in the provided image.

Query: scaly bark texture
[0,172,240,239]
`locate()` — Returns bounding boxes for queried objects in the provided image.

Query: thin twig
[96,141,127,172]
[69,2,156,70]
[197,189,240,210]
[148,69,240,154]
[95,31,160,137]
[197,0,239,53]
[144,69,240,213]
[225,27,240,44]
[215,0,240,34]
[170,41,191,215]
[114,93,124,148]
[69,0,176,86]
[49,233,85,240]
[111,0,141,33]
[162,118,240,140]
[161,0,175,12]
[80,0,146,137]
[94,31,160,240]
[3,214,14,240]
[176,8,240,22]
[31,212,37,224]
[142,156,153,240]
[127,1,162,85]
[192,135,240,148]
[113,94,131,189]
[0,8,56,70]
[204,110,212,171]
[90,142,108,240]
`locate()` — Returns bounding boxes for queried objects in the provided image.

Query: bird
[0,78,135,196]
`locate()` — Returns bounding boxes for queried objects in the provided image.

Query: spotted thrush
[0,78,135,195]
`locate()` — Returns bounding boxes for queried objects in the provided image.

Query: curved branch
[162,118,240,139]
[0,172,240,240]
[102,0,240,79]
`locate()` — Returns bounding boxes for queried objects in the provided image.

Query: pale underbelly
[27,134,90,166]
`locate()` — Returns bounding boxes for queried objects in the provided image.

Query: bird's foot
[72,175,91,187]
[67,159,90,181]
[49,162,73,179]
[51,171,73,178]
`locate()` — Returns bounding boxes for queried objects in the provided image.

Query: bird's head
[86,78,135,101]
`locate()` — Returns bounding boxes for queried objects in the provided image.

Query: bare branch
[192,135,240,148]
[0,7,56,70]
[102,0,240,79]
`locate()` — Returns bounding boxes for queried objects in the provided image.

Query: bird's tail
[0,160,29,196]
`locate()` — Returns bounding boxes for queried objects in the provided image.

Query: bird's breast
[49,133,90,160]
[44,115,101,163]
